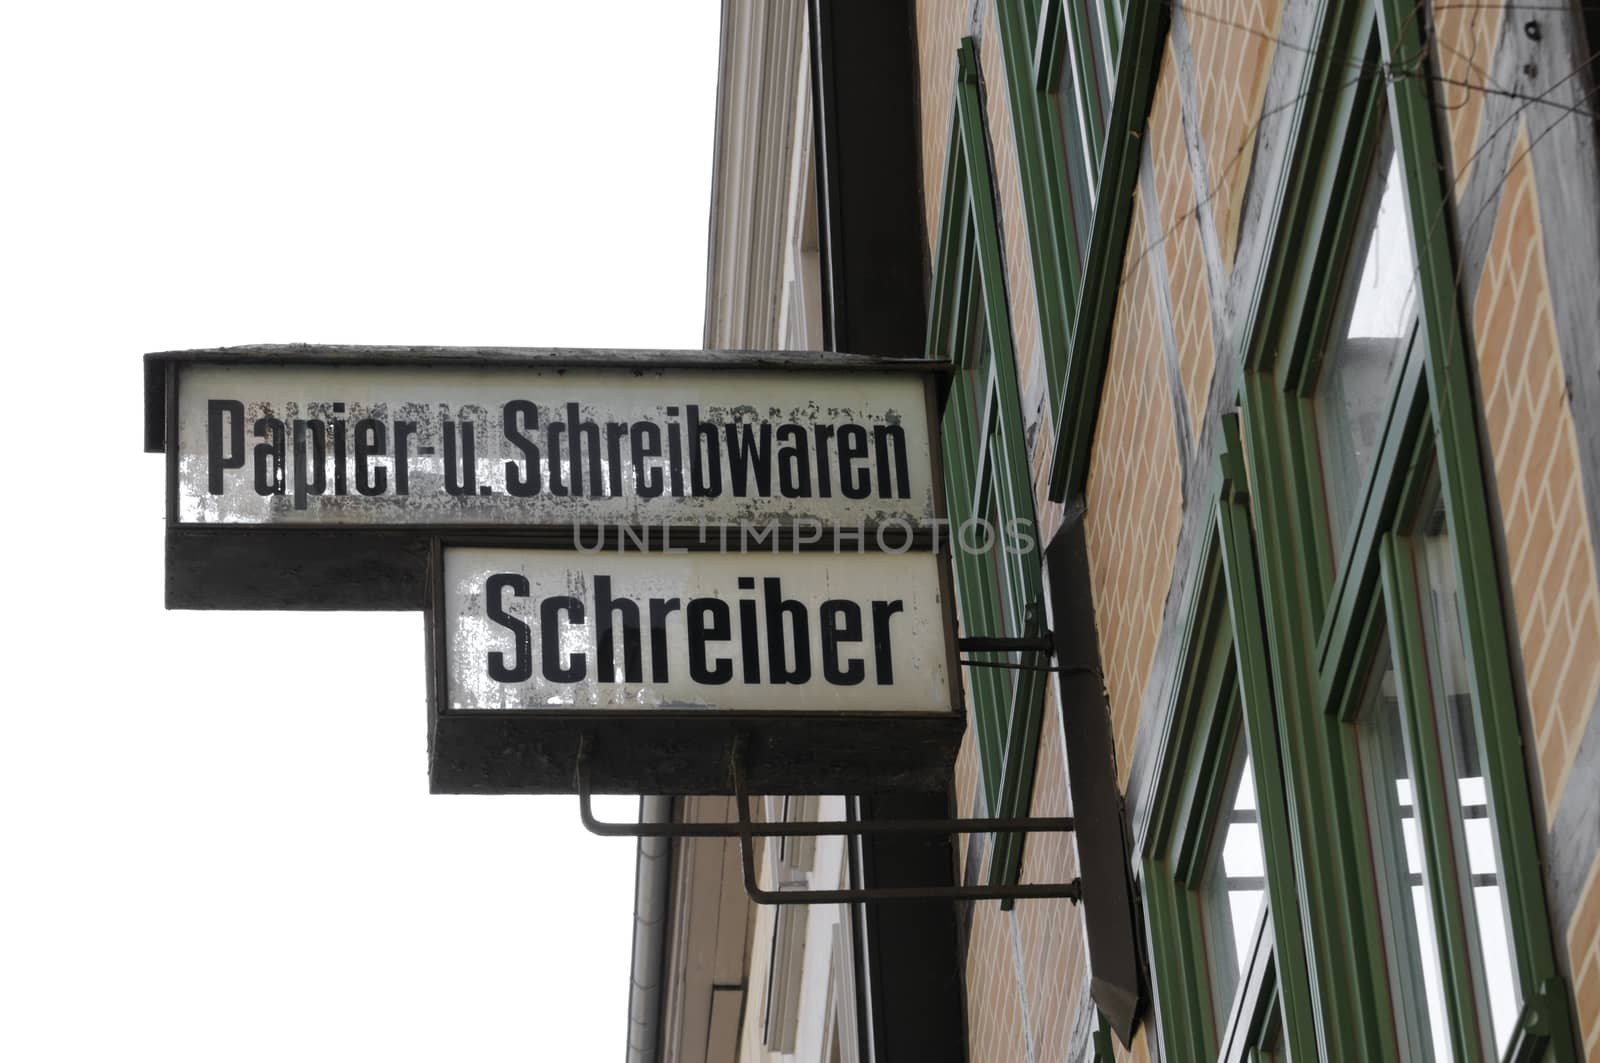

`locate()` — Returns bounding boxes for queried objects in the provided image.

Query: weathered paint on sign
[174,364,934,528]
[442,547,951,713]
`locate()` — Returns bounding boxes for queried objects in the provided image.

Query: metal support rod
[572,734,1083,905]
[959,658,1104,675]
[573,740,1075,839]
[732,781,1082,906]
[578,791,1074,838]
[955,634,1055,654]
[728,738,1080,906]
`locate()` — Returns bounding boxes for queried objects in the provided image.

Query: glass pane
[1075,0,1112,153]
[983,477,1014,646]
[1410,481,1519,1053]
[1200,740,1268,1025]
[1048,68,1095,285]
[1314,122,1417,561]
[1256,1000,1286,1062]
[1355,639,1452,1060]
[1100,0,1123,64]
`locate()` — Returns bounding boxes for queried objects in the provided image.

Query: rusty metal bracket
[573,736,1083,906]
[959,658,1104,675]
[954,633,1055,654]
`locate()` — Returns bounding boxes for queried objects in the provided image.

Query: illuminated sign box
[426,546,962,794]
[144,346,939,609]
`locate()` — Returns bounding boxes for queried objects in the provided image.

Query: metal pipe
[579,783,1074,839]
[577,734,1083,906]
[731,767,1080,906]
[955,634,1055,654]
[960,658,1104,675]
[623,796,672,1063]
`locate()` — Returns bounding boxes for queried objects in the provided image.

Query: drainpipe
[624,796,674,1063]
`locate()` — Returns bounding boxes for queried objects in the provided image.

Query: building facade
[629,1,1600,1060]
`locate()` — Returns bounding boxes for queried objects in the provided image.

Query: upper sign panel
[171,362,935,528]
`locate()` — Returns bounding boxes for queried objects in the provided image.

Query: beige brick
[1084,180,1185,785]
[1152,39,1209,441]
[1434,1,1503,196]
[1471,121,1600,821]
[1569,857,1600,1050]
[1183,0,1279,266]
[916,0,969,261]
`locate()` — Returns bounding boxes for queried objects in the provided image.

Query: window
[761,796,815,1054]
[1331,457,1527,1061]
[930,40,1047,885]
[1235,2,1573,1056]
[1042,0,1117,289]
[1382,467,1520,1055]
[989,0,1161,498]
[1352,631,1455,1056]
[1311,117,1416,564]
[1019,0,1123,313]
[1138,483,1315,1061]
[1199,744,1268,1023]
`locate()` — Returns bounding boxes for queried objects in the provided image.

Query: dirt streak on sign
[175,364,934,527]
[442,548,950,713]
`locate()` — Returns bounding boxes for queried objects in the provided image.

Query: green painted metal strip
[1216,415,1320,1063]
[1046,0,1167,502]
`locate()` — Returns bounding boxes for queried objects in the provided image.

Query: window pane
[1074,0,1112,156]
[1100,0,1123,65]
[1257,1001,1286,1062]
[1048,68,1094,284]
[1355,638,1453,1061]
[1409,482,1519,1053]
[1200,740,1267,1025]
[1314,122,1417,561]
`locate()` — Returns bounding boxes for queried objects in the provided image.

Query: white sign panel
[174,364,934,527]
[442,548,951,713]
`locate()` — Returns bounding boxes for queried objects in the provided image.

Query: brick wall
[1472,120,1600,816]
[1015,689,1086,1061]
[1083,176,1186,786]
[1148,40,1217,446]
[1433,1,1504,197]
[917,0,967,260]
[1183,0,1280,268]
[1470,118,1600,1050]
[1570,860,1600,1057]
[965,901,1033,1063]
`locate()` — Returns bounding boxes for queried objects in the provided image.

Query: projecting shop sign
[146,347,965,794]
[427,546,960,794]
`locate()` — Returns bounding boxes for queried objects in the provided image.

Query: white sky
[1,3,720,1059]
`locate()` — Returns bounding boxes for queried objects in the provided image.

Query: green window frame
[989,0,1166,500]
[1139,421,1317,1063]
[1235,1,1577,1057]
[929,40,1047,889]
[1027,0,1123,317]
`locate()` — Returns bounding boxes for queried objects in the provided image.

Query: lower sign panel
[428,547,962,794]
